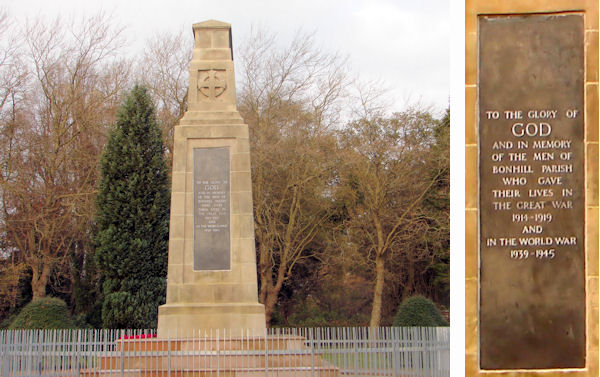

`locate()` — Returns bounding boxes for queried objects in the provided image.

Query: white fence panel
[0,327,449,377]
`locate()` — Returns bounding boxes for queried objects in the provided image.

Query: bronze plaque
[479,14,585,369]
[193,147,231,270]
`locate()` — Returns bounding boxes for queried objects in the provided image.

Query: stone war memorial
[157,20,266,335]
[0,17,451,377]
[465,1,598,376]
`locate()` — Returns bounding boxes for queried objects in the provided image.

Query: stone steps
[116,336,307,352]
[83,336,339,377]
[81,367,338,377]
[98,352,326,369]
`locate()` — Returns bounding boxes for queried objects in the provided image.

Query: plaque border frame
[476,11,587,371]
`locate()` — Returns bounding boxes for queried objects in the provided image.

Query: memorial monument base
[157,303,266,338]
[82,334,338,377]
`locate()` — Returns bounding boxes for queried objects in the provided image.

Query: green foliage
[393,295,448,327]
[8,297,78,329]
[286,295,370,327]
[71,250,103,328]
[421,108,450,306]
[94,85,170,329]
[287,303,329,327]
[0,313,16,329]
[286,299,339,327]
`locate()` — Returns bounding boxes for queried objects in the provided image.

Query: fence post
[120,330,124,377]
[75,330,80,377]
[264,329,269,377]
[217,328,220,377]
[391,327,398,377]
[167,331,171,377]
[308,328,314,377]
[275,328,280,377]
[0,331,5,377]
[36,331,41,377]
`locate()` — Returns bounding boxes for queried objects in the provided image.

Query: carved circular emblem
[198,69,227,98]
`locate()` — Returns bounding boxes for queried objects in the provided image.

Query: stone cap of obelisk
[185,20,238,114]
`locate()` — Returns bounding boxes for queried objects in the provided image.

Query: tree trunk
[31,263,51,299]
[258,251,269,305]
[257,239,278,326]
[262,263,286,326]
[402,260,415,300]
[263,286,279,325]
[369,253,386,327]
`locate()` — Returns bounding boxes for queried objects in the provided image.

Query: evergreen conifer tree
[94,85,170,329]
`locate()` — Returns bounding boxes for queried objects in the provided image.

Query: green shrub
[287,302,329,327]
[8,297,78,329]
[286,297,369,327]
[0,313,16,329]
[393,295,448,327]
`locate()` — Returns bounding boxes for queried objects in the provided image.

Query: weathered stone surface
[478,13,585,369]
[157,20,265,336]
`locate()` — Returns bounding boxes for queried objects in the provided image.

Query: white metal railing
[0,327,449,377]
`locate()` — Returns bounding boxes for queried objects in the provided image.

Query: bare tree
[337,109,446,327]
[0,10,27,119]
[137,31,192,165]
[0,14,131,299]
[237,28,351,324]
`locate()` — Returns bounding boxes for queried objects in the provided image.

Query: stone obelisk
[157,20,265,336]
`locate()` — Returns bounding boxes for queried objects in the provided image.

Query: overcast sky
[5,0,449,115]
